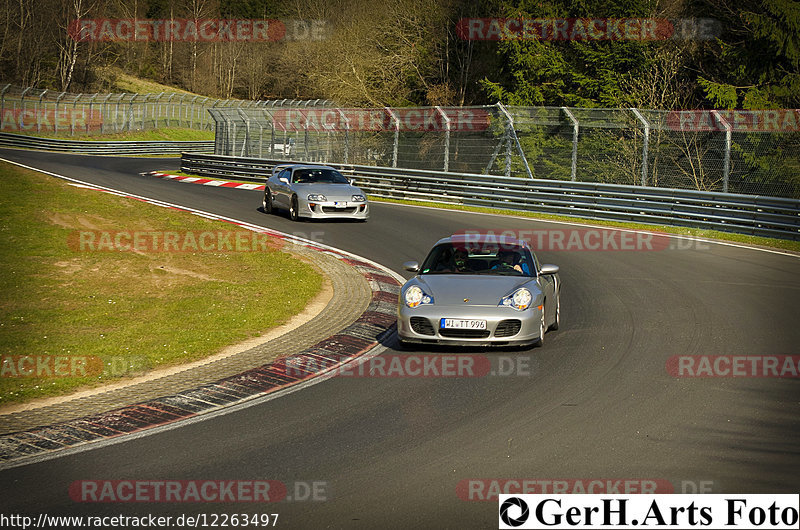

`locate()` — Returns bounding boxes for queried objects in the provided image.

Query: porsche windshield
[419,243,533,276]
[292,169,349,184]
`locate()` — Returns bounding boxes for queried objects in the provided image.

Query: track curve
[0,149,798,528]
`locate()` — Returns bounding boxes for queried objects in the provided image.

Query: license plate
[440,318,487,330]
[333,202,347,208]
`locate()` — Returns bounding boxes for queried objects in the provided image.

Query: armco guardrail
[181,152,800,241]
[0,132,214,155]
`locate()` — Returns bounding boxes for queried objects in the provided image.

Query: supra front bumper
[397,304,543,346]
[299,200,369,220]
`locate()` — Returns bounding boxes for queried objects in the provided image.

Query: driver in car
[438,247,470,273]
[492,250,524,273]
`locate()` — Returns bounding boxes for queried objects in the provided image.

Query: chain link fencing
[2,82,797,198]
[0,84,331,137]
[209,104,800,199]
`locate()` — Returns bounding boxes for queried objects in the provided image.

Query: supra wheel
[549,293,560,331]
[289,195,299,221]
[534,305,546,347]
[263,190,274,214]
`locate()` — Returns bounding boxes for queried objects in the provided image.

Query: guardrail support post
[562,107,579,181]
[631,108,650,186]
[711,110,732,193]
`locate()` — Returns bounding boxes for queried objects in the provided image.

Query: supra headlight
[351,194,366,202]
[404,285,434,308]
[307,194,327,201]
[499,288,532,311]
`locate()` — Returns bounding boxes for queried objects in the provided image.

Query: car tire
[534,305,546,347]
[549,293,560,331]
[289,195,299,221]
[263,190,274,214]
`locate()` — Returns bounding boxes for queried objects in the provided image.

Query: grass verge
[367,196,800,253]
[0,162,322,405]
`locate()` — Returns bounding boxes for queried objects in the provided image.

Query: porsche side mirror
[403,260,420,273]
[539,264,559,275]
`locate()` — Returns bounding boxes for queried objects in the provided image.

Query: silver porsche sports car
[262,164,369,221]
[397,234,560,347]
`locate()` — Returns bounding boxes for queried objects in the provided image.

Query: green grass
[0,162,322,405]
[12,127,215,142]
[98,66,198,96]
[367,196,800,253]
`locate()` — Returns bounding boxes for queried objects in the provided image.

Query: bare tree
[57,0,93,91]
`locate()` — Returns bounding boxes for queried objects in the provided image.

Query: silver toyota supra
[397,234,560,347]
[262,164,369,221]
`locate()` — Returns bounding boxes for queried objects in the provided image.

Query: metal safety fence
[0,83,330,136]
[181,152,800,241]
[209,105,800,199]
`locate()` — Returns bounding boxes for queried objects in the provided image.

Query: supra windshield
[419,243,533,276]
[292,169,349,184]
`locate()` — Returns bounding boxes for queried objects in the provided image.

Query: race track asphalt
[0,149,798,528]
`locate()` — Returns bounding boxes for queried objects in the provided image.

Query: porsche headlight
[499,288,532,311]
[307,194,327,201]
[404,285,433,308]
[351,194,366,202]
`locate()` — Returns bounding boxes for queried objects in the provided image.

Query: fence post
[36,89,48,133]
[631,108,649,186]
[236,108,250,157]
[496,103,534,179]
[87,93,98,134]
[435,106,451,172]
[71,93,83,136]
[128,94,137,131]
[100,93,112,134]
[19,87,32,131]
[561,107,579,181]
[711,110,731,193]
[0,85,10,122]
[178,94,187,126]
[166,93,175,126]
[141,94,150,130]
[337,108,350,164]
[189,95,199,128]
[385,107,400,167]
